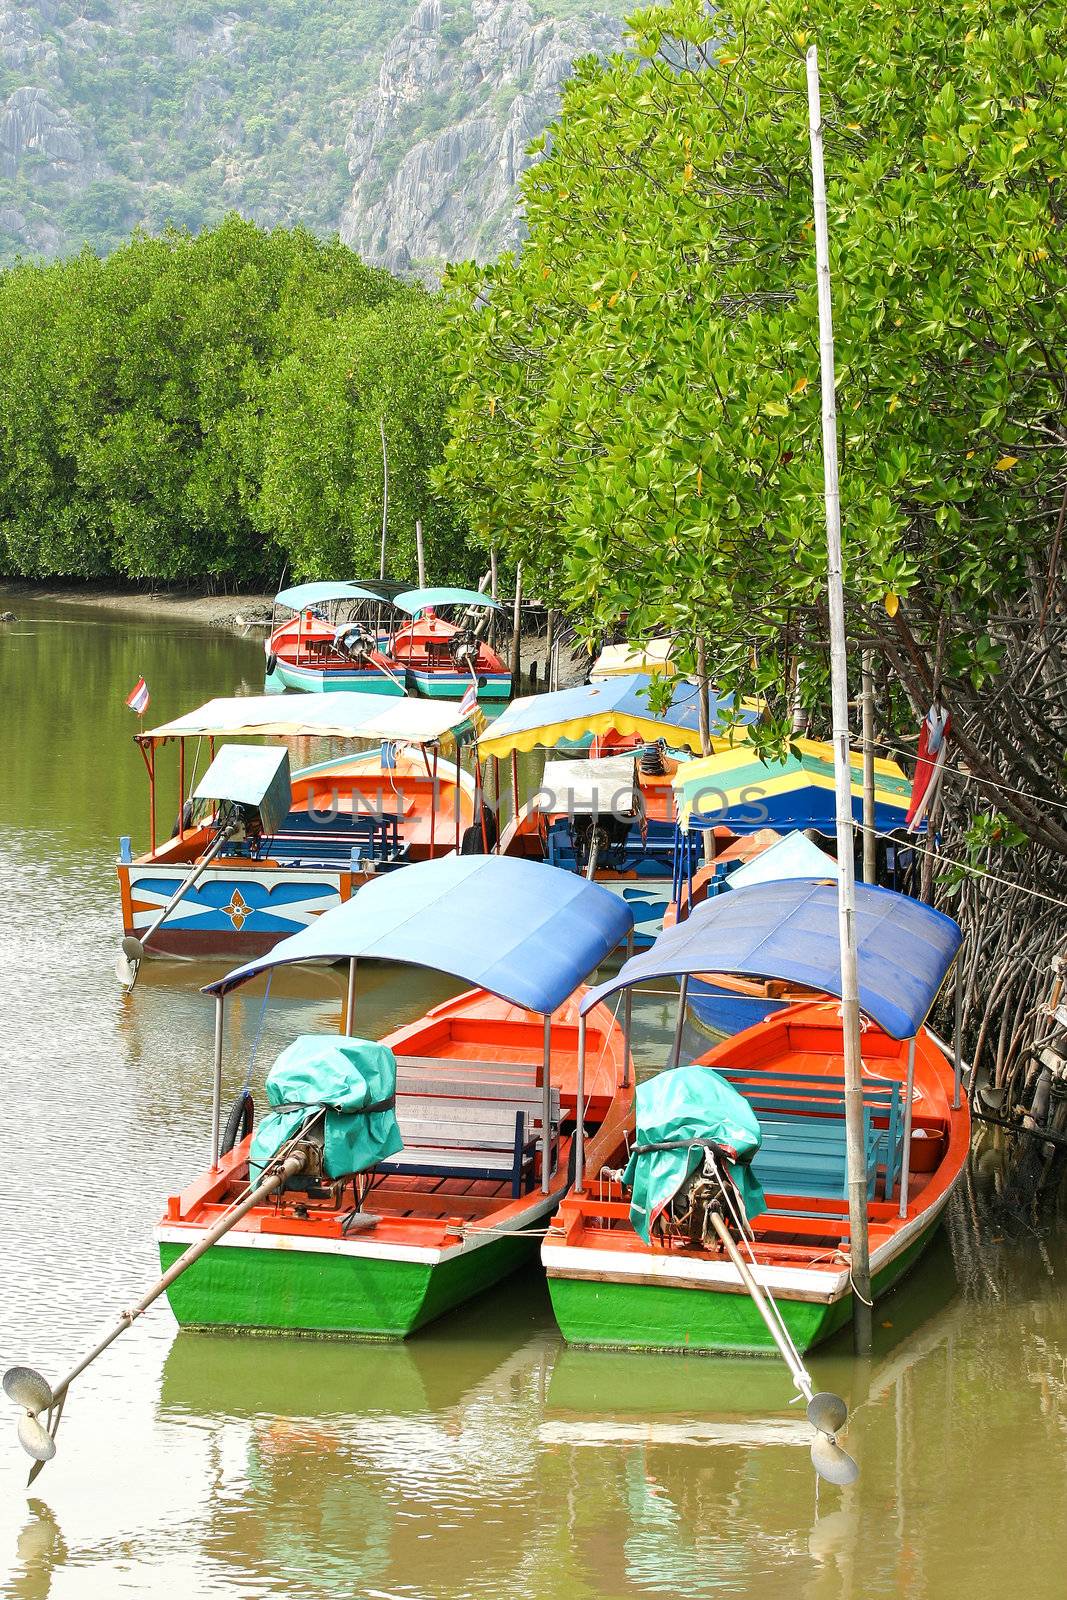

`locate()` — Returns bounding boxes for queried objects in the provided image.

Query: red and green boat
[543,879,969,1355]
[156,854,634,1338]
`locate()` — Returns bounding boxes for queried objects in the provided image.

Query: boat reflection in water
[152,1235,964,1600]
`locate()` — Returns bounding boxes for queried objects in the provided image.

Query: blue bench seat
[714,1064,905,1200]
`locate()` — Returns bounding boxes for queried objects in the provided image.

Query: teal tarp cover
[250,1035,402,1181]
[622,1065,766,1244]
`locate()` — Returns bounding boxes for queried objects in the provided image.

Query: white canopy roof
[726,830,840,891]
[536,756,640,816]
[144,694,470,745]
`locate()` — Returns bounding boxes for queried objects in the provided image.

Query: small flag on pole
[126,676,150,715]
[459,681,478,720]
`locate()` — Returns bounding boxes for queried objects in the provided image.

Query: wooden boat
[388,589,511,702]
[266,582,511,703]
[480,676,755,948]
[155,856,634,1337]
[117,695,477,960]
[543,879,969,1355]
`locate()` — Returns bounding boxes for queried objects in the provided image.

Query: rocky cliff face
[0,0,622,269]
[340,0,622,275]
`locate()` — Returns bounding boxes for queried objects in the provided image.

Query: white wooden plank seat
[381,1076,561,1197]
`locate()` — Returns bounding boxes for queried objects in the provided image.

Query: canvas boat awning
[580,879,962,1040]
[478,675,756,760]
[274,581,387,611]
[537,756,640,817]
[591,638,677,679]
[673,736,913,832]
[393,586,504,615]
[724,830,839,891]
[142,694,472,745]
[207,855,634,1010]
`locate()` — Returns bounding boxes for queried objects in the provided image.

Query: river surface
[1,596,1066,1599]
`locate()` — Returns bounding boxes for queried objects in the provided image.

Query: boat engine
[570,811,630,874]
[335,623,375,664]
[656,1147,753,1250]
[449,628,481,676]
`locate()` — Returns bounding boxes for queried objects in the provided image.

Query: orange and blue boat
[543,879,969,1355]
[155,855,634,1337]
[117,695,478,960]
[265,583,511,702]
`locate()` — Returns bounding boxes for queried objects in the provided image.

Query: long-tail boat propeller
[810,1426,860,1487]
[707,1209,858,1487]
[3,1369,57,1469]
[3,1117,321,1481]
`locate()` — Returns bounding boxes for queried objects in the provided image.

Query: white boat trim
[542,1180,957,1304]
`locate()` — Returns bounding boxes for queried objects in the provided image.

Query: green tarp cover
[250,1035,402,1182]
[622,1065,766,1244]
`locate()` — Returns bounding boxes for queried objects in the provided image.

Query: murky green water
[2,595,1066,1599]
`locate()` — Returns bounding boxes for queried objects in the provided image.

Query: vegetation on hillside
[0,0,414,261]
[0,215,471,585]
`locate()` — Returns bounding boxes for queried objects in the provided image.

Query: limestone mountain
[0,0,623,272]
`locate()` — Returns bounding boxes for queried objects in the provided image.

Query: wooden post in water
[546,609,556,689]
[807,44,872,1351]
[862,650,877,883]
[415,519,426,588]
[510,563,523,687]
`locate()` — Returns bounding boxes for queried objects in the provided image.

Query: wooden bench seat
[380,1081,561,1197]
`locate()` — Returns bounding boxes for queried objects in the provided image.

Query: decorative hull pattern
[117,863,353,959]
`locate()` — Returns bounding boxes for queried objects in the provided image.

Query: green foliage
[440,0,1067,744]
[0,217,463,584]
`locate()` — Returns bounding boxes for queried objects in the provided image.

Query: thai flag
[459,681,479,719]
[125,676,150,715]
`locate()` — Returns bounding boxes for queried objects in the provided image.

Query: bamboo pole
[378,419,389,581]
[862,650,876,883]
[807,44,872,1351]
[510,563,523,686]
[695,637,712,757]
[546,609,556,690]
[415,518,426,588]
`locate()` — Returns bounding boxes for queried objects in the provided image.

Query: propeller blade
[121,936,145,962]
[3,1367,53,1414]
[807,1391,848,1436]
[17,1413,57,1463]
[115,942,142,987]
[810,1431,859,1486]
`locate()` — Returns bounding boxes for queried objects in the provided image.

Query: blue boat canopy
[579,879,962,1039]
[393,586,504,615]
[478,674,757,760]
[207,854,634,1011]
[275,581,385,610]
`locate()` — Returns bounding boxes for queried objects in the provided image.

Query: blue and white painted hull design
[118,864,354,959]
[594,877,673,949]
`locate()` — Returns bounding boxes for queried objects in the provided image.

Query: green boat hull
[159,1233,533,1339]
[546,1222,938,1356]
